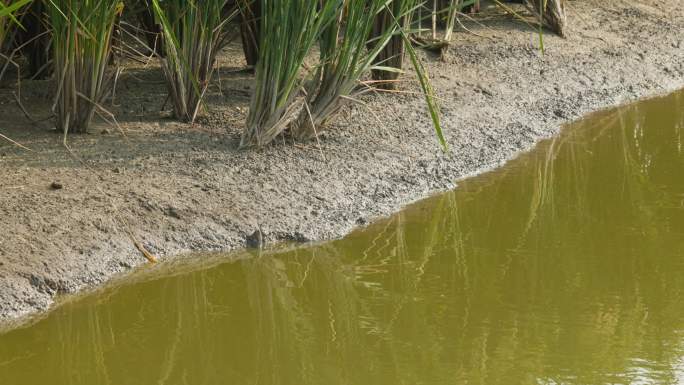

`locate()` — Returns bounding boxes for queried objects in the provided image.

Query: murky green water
[1,90,683,385]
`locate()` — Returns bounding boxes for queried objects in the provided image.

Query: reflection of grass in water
[54,304,114,385]
[306,91,684,384]
[1,92,683,385]
[241,256,316,385]
[511,92,683,247]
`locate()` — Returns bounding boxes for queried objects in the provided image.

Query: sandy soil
[0,0,682,328]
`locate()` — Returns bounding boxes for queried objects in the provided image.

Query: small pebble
[246,229,264,249]
[50,182,63,190]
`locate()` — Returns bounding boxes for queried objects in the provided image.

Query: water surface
[1,91,683,385]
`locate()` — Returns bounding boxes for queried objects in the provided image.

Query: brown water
[1,90,683,385]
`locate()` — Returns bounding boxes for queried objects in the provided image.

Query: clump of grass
[368,0,416,90]
[0,1,16,53]
[240,0,341,147]
[0,0,30,48]
[237,0,259,67]
[150,0,237,122]
[18,1,51,79]
[133,0,163,57]
[526,0,566,37]
[292,1,446,150]
[0,0,32,80]
[291,0,408,140]
[414,0,475,54]
[47,0,123,134]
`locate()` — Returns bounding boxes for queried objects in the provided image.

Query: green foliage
[6,0,447,150]
[240,0,342,147]
[240,0,445,149]
[150,0,237,122]
[47,0,123,134]
[368,0,414,88]
[0,0,32,56]
[291,0,407,140]
[0,0,32,31]
[414,0,476,52]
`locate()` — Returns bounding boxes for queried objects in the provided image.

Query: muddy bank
[1,0,683,328]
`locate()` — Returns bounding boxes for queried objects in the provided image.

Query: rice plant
[526,0,566,37]
[414,0,475,53]
[240,0,342,147]
[150,0,237,122]
[0,1,16,53]
[6,0,51,79]
[290,0,445,150]
[16,1,51,79]
[291,0,409,140]
[0,0,31,47]
[237,0,259,67]
[368,0,415,90]
[0,0,32,80]
[133,0,163,56]
[47,0,123,134]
